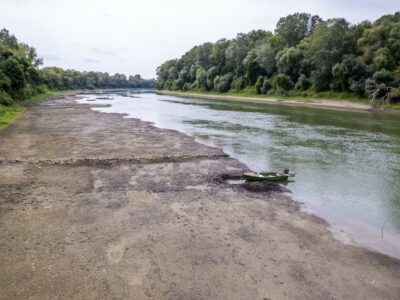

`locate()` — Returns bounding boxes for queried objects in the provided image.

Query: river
[77,90,400,257]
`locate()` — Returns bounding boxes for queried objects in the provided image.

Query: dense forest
[0,28,155,106]
[156,12,400,105]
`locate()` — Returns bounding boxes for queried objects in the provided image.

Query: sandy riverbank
[158,90,400,113]
[0,93,399,299]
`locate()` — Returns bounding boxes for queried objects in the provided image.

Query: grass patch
[20,90,73,104]
[0,105,26,130]
[0,90,73,131]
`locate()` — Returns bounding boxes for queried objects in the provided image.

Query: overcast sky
[0,0,398,78]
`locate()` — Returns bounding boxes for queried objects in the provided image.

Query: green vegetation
[162,88,370,104]
[0,28,155,129]
[156,12,400,107]
[0,105,25,130]
[0,90,68,130]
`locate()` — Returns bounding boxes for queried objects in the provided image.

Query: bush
[276,87,293,96]
[182,82,191,91]
[295,74,311,91]
[255,76,264,94]
[272,74,294,91]
[231,77,247,91]
[262,77,272,94]
[206,67,218,90]
[331,55,371,92]
[162,79,173,90]
[195,68,207,89]
[172,78,183,90]
[349,79,366,94]
[373,69,397,86]
[0,90,13,106]
[214,73,233,92]
[311,70,330,91]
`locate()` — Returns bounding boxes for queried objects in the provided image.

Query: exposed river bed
[77,90,400,257]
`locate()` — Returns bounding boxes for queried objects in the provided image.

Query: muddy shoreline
[0,94,399,299]
[157,90,400,114]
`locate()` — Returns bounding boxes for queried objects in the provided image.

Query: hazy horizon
[1,0,398,78]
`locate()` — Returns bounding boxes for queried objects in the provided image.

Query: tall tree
[275,13,322,47]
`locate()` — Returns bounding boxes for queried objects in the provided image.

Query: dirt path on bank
[158,91,400,113]
[0,94,399,299]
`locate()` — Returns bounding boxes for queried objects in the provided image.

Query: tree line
[0,28,155,106]
[156,12,400,105]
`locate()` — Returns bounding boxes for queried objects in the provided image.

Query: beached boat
[243,172,294,182]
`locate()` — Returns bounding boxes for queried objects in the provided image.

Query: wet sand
[157,91,400,113]
[0,94,399,299]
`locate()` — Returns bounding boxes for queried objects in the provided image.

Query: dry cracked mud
[0,94,399,299]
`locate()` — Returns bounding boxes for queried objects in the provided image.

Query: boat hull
[244,172,289,182]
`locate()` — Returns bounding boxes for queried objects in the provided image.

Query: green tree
[0,29,18,50]
[206,67,218,89]
[302,18,353,91]
[331,55,371,93]
[276,47,304,81]
[358,14,400,66]
[275,13,322,47]
[243,49,260,84]
[372,47,396,72]
[195,67,207,89]
[209,39,230,74]
[3,57,25,90]
[254,42,276,76]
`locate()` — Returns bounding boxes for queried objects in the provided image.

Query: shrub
[182,82,191,91]
[373,69,397,86]
[0,90,13,106]
[255,76,264,94]
[172,78,183,90]
[230,77,247,91]
[272,74,294,91]
[195,68,207,89]
[311,70,330,91]
[214,73,233,92]
[349,79,366,94]
[162,79,174,90]
[295,74,311,91]
[262,77,272,94]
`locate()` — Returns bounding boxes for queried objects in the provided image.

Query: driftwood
[368,85,392,106]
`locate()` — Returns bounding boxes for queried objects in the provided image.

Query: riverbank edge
[0,90,76,131]
[157,90,400,114]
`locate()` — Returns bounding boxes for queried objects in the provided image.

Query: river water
[77,90,400,257]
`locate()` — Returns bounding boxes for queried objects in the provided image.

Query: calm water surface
[77,90,400,256]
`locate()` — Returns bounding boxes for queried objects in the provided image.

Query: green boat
[243,172,291,182]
